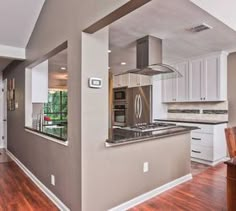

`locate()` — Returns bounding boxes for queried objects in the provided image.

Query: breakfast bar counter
[106,126,198,147]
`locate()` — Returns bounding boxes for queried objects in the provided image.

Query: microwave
[113,88,127,102]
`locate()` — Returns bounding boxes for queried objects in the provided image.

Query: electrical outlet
[15,102,19,109]
[51,175,55,186]
[143,162,149,173]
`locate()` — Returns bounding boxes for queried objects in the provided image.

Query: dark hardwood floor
[0,151,58,211]
[129,163,227,211]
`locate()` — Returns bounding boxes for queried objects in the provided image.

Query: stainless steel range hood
[124,36,181,79]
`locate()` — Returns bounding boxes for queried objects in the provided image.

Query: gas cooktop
[122,122,177,132]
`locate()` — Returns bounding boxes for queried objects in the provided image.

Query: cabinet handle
[192,137,201,141]
[192,150,201,154]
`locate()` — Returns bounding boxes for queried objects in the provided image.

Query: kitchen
[107,0,229,166]
[103,0,232,209]
[1,0,235,210]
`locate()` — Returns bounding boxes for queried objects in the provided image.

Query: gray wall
[228,53,236,127]
[3,0,191,210]
[3,0,129,210]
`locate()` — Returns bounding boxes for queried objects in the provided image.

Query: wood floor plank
[0,152,58,211]
[129,163,227,211]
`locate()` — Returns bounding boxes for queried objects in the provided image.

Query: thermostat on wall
[88,77,102,89]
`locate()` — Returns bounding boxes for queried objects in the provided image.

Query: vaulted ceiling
[0,0,45,71]
[109,0,236,74]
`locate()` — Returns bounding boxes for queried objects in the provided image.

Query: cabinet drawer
[191,145,213,161]
[191,133,213,147]
[193,124,214,134]
[175,122,214,134]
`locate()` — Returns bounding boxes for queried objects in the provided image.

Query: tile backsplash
[167,102,228,121]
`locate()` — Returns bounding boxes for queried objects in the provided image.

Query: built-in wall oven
[113,88,127,103]
[113,103,127,127]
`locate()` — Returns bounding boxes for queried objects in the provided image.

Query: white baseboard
[109,173,192,211]
[191,157,227,166]
[7,150,70,211]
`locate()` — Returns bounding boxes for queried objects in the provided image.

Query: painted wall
[80,28,191,211]
[3,0,192,210]
[3,0,130,210]
[228,53,236,127]
[0,73,3,148]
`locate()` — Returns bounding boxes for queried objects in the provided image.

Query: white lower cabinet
[158,121,227,166]
[183,122,227,166]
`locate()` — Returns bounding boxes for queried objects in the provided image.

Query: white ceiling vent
[187,23,213,33]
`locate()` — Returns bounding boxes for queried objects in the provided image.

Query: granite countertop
[155,118,228,125]
[106,126,198,147]
[25,125,67,142]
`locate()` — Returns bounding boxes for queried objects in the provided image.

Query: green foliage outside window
[44,91,68,121]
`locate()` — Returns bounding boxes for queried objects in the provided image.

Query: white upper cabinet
[203,54,227,101]
[113,74,129,88]
[162,78,174,102]
[129,74,141,88]
[189,58,204,101]
[32,60,49,103]
[162,62,188,103]
[113,73,152,88]
[162,52,228,103]
[176,62,189,101]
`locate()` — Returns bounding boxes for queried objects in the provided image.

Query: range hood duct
[123,36,181,79]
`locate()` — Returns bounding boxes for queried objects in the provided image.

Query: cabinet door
[113,74,129,88]
[119,74,129,87]
[176,62,189,101]
[162,78,174,102]
[202,56,220,101]
[129,74,141,88]
[113,75,120,88]
[140,75,152,86]
[189,59,203,101]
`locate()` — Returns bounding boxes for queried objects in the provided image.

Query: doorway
[2,79,7,149]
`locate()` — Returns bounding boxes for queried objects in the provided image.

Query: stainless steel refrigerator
[127,86,152,126]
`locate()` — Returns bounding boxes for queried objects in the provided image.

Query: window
[44,91,68,122]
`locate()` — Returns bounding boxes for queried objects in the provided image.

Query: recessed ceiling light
[61,67,66,70]
[108,50,112,53]
[121,62,127,65]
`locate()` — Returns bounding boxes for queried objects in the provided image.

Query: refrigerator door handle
[136,95,140,119]
[139,94,142,119]
[134,95,138,119]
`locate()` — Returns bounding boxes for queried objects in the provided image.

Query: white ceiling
[0,0,45,71]
[109,0,236,74]
[191,0,236,32]
[48,49,68,90]
[0,0,45,48]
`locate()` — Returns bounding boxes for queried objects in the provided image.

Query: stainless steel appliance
[119,36,181,79]
[127,85,152,126]
[113,88,127,103]
[113,103,127,127]
[122,122,177,133]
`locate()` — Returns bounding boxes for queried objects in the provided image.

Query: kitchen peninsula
[106,123,198,147]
